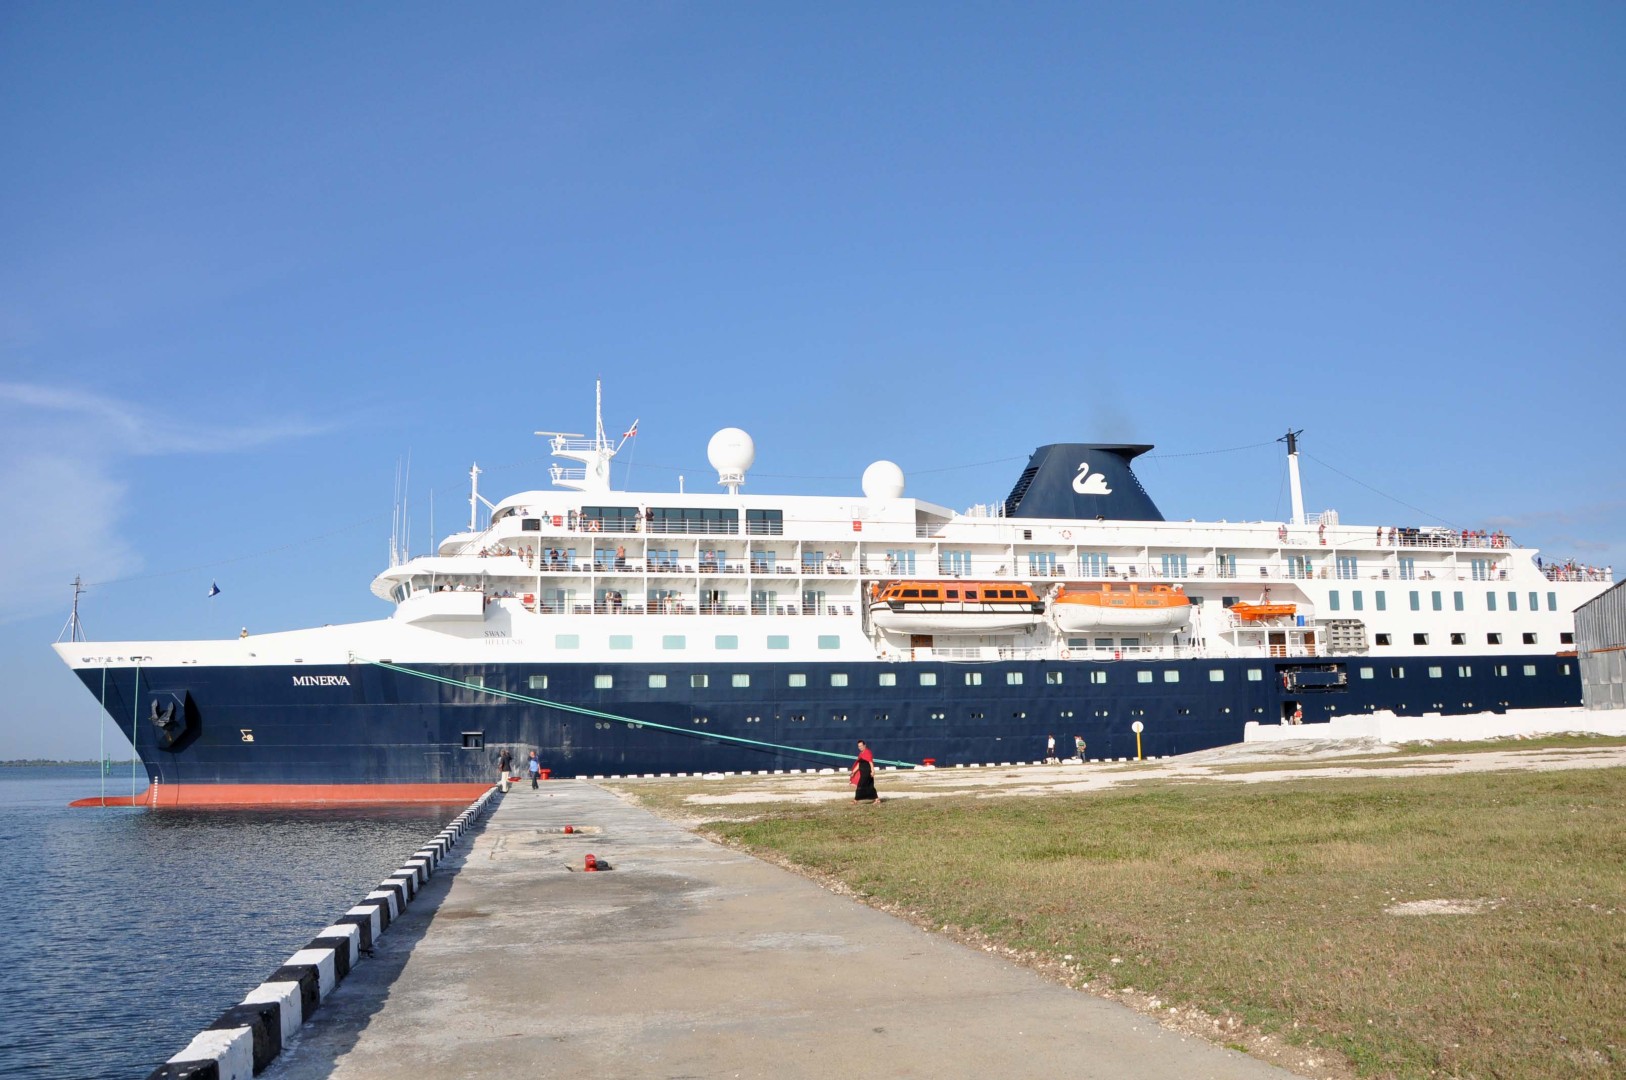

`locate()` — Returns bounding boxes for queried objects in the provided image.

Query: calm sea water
[0,766,459,1078]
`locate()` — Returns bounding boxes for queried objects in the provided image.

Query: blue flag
[208,582,221,598]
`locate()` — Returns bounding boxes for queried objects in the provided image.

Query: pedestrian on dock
[497,747,513,786]
[1046,734,1058,764]
[851,740,878,804]
[1074,734,1086,762]
[527,751,542,788]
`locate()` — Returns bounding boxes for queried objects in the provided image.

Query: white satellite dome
[707,427,755,492]
[862,460,905,500]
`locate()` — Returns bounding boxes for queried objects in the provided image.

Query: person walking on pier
[497,748,513,790]
[851,740,878,804]
[527,751,542,789]
[1046,734,1058,764]
[1074,734,1086,762]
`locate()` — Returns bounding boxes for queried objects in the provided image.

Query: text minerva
[292,675,351,686]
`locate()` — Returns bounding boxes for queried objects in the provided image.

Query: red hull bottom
[69,781,497,809]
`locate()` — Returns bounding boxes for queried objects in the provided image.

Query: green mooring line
[354,655,916,770]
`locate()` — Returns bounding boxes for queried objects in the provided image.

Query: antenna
[58,576,87,643]
[468,463,482,532]
[1278,428,1306,526]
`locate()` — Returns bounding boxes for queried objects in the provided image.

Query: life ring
[1060,529,1072,540]
[1060,648,1072,660]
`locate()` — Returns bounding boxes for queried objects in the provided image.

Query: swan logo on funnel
[1072,463,1113,496]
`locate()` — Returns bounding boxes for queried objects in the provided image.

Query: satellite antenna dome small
[707,428,755,493]
[862,460,905,499]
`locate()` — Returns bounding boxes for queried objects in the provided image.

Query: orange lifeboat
[1229,601,1297,621]
[1050,583,1191,632]
[868,580,1046,635]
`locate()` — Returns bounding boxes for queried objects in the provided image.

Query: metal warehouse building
[1576,579,1626,710]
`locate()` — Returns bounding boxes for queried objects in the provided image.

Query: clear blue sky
[2,3,1621,758]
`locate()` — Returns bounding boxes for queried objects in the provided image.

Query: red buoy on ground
[563,824,574,833]
[584,853,597,871]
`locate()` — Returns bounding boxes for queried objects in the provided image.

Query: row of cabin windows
[1322,590,1560,613]
[1372,631,1573,647]
[518,661,1565,696]
[548,634,841,650]
[521,668,1285,691]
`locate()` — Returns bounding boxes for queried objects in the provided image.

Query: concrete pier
[265,782,1295,1079]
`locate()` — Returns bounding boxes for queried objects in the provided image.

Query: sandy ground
[617,735,1626,818]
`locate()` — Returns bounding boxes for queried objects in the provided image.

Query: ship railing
[1053,644,1198,661]
[1543,564,1613,582]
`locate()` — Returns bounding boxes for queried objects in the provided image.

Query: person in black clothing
[850,740,878,803]
[496,748,513,786]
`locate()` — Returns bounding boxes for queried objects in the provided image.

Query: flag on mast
[208,582,221,598]
[622,419,639,439]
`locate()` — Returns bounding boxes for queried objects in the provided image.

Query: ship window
[745,509,784,536]
[715,635,739,650]
[1494,664,1508,677]
[878,672,896,687]
[1450,633,1466,645]
[965,590,978,600]
[1090,671,1107,684]
[831,673,848,687]
[902,589,920,598]
[1414,633,1429,645]
[1548,592,1558,612]
[1457,666,1472,678]
[921,589,940,599]
[1007,672,1023,685]
[732,674,750,688]
[1530,592,1539,611]
[691,674,709,688]
[1375,634,1392,646]
[555,635,579,650]
[1163,670,1180,683]
[1453,591,1464,611]
[1328,591,1340,611]
[1428,667,1442,678]
[461,732,484,750]
[595,675,613,689]
[920,672,938,686]
[1375,592,1387,611]
[528,675,549,690]
[818,635,840,650]
[1246,669,1263,681]
[1523,665,1537,676]
[1352,591,1363,611]
[1137,671,1153,683]
[788,673,807,688]
[1046,671,1064,685]
[610,635,633,650]
[1094,638,1112,648]
[1391,666,1405,678]
[1409,591,1420,611]
[1487,592,1497,611]
[1488,633,1502,645]
[1000,589,1015,599]
[648,674,667,688]
[965,672,982,686]
[1523,632,1537,645]
[1209,670,1225,682]
[663,635,686,650]
[1432,591,1442,611]
[1561,631,1574,645]
[946,589,959,600]
[1359,667,1374,679]
[1508,591,1517,611]
[1222,596,1239,608]
[521,517,541,531]
[767,635,789,650]
[1561,662,1572,675]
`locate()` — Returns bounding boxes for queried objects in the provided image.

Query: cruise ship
[55,391,1614,806]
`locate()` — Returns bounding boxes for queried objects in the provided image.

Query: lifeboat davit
[1228,601,1297,621]
[1050,583,1192,633]
[868,581,1045,635]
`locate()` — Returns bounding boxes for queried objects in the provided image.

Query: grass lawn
[687,767,1624,1079]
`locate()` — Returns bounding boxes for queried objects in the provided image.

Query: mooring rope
[353,655,916,770]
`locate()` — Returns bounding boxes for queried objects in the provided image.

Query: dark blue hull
[74,653,1584,797]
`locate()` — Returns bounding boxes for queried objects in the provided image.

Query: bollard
[563,824,573,834]
[584,853,597,872]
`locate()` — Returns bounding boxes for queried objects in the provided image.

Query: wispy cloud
[0,381,336,455]
[0,381,335,623]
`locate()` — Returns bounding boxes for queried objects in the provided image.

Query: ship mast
[58,576,87,643]
[1280,428,1306,525]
